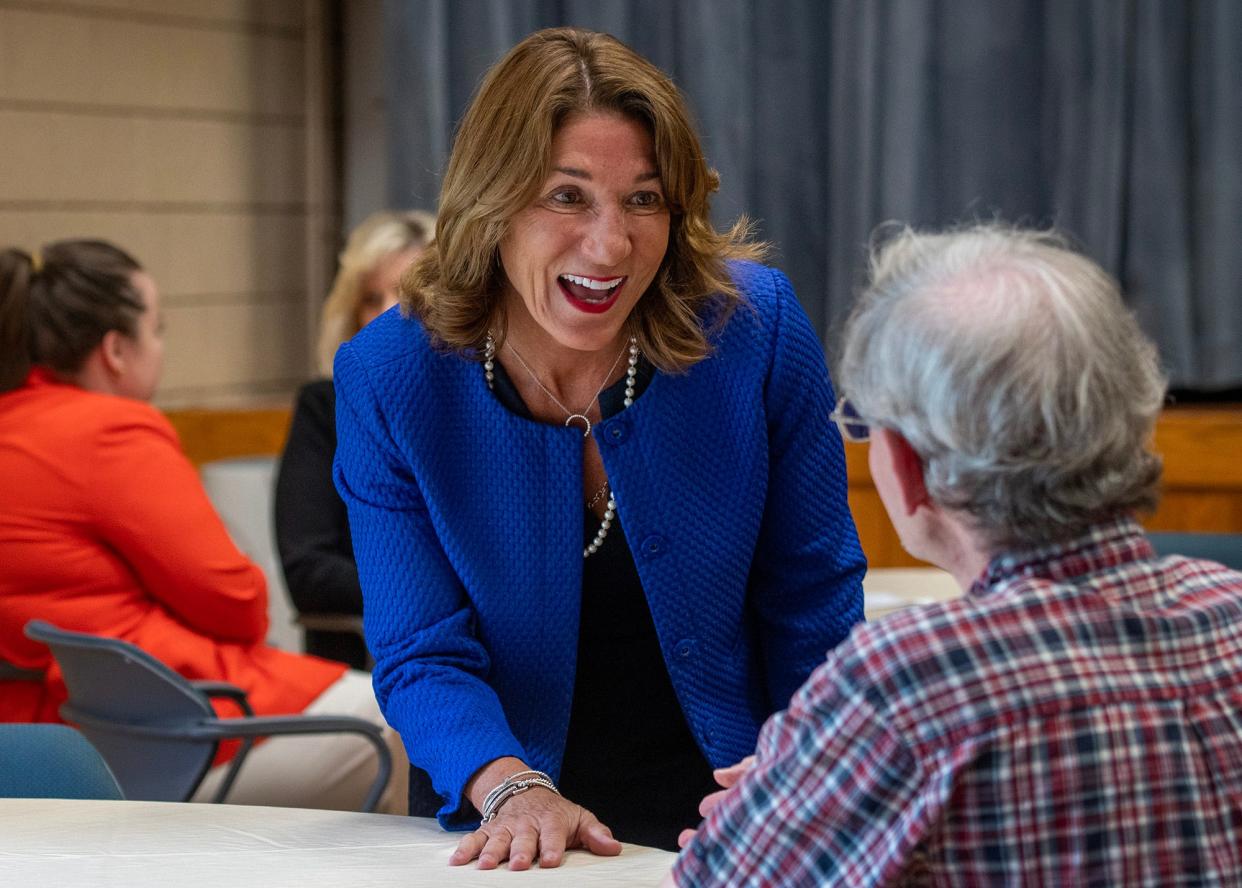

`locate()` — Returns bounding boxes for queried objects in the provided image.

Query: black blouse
[273,379,369,669]
[489,355,716,850]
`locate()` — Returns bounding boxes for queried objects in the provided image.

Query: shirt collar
[968,515,1154,597]
[23,366,62,389]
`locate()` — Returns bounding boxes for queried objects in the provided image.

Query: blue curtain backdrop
[381,0,1242,390]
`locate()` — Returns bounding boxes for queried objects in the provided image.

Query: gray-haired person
[668,224,1242,886]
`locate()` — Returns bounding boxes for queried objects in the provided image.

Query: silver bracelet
[481,770,545,816]
[479,769,560,823]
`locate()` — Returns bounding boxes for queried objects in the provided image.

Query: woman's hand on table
[676,755,755,849]
[450,787,621,870]
[453,758,621,870]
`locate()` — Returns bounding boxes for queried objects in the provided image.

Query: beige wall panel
[0,210,307,299]
[0,7,303,116]
[59,0,304,29]
[160,300,307,397]
[0,0,330,406]
[0,110,305,205]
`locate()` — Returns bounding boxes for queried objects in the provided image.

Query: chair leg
[209,738,256,803]
[201,730,389,811]
[359,730,393,813]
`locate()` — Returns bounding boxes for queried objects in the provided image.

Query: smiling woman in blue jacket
[333,26,865,870]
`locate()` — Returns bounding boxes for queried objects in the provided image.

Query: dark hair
[0,240,144,392]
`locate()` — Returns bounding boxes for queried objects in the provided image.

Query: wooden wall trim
[1151,408,1242,490]
[164,406,292,467]
[164,404,1242,565]
[847,406,1242,566]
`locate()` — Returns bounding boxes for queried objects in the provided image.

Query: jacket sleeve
[274,381,363,616]
[88,408,268,644]
[749,267,867,707]
[332,342,527,828]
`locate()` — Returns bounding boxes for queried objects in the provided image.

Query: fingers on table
[535,819,570,868]
[449,828,490,866]
[448,794,620,870]
[449,815,570,870]
[507,825,540,871]
[579,812,622,857]
[478,823,520,870]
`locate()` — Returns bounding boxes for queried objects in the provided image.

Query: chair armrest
[195,713,392,813]
[191,681,254,717]
[61,709,394,812]
[0,661,44,681]
[193,713,385,740]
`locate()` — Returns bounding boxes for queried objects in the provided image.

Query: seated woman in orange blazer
[0,239,404,812]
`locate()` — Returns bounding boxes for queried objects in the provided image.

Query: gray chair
[200,455,301,652]
[0,723,123,800]
[1147,532,1242,572]
[24,620,391,811]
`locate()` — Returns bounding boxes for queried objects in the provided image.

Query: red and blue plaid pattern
[675,518,1242,886]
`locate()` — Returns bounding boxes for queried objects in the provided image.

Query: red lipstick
[558,275,625,314]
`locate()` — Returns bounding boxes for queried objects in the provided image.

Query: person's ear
[99,329,127,377]
[875,427,930,517]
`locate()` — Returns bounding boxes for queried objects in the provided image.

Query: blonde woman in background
[275,210,434,669]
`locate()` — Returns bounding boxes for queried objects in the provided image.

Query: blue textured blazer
[334,261,866,826]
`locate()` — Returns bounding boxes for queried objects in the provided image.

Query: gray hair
[838,223,1167,553]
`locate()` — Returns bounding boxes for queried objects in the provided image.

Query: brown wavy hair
[403,27,764,372]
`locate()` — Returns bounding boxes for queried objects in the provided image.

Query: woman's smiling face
[498,110,671,354]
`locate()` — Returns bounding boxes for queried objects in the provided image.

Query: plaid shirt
[675,518,1242,886]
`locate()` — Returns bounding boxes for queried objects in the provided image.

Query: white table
[863,567,962,620]
[0,799,676,887]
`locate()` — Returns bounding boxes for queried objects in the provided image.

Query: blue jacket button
[640,534,667,558]
[604,419,630,445]
[675,640,693,658]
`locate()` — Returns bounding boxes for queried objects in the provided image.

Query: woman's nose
[582,207,632,266]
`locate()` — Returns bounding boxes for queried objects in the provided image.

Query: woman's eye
[549,189,583,206]
[629,191,664,210]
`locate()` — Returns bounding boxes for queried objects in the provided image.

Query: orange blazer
[0,370,345,725]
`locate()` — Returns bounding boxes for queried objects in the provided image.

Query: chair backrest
[24,620,219,802]
[0,723,124,800]
[200,455,300,652]
[1147,532,1242,572]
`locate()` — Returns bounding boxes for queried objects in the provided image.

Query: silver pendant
[565,414,591,437]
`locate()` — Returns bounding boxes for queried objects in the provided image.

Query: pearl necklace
[484,334,640,558]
